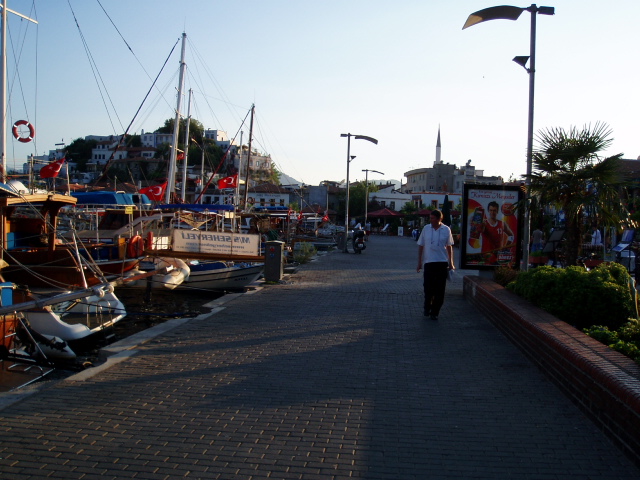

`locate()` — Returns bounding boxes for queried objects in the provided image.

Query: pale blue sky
[4,0,639,186]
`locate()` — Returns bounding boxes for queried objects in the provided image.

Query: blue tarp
[157,204,235,212]
[73,191,152,207]
[252,205,289,211]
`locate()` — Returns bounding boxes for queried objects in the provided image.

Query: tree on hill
[157,117,205,144]
[347,181,380,219]
[528,123,632,266]
[65,137,97,171]
[401,201,419,224]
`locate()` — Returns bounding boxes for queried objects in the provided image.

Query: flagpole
[66,156,70,195]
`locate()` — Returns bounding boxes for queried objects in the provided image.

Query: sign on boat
[172,230,260,256]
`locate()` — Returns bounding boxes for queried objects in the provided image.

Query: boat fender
[12,119,35,143]
[126,235,144,258]
[91,286,106,298]
[145,231,154,249]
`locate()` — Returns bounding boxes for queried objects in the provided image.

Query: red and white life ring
[126,235,144,258]
[12,120,35,143]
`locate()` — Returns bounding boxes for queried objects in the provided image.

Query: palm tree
[528,122,631,266]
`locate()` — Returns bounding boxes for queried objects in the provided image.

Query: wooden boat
[1,191,141,288]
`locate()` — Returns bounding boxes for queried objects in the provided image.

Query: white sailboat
[142,33,264,291]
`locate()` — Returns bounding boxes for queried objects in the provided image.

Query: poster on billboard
[461,185,523,270]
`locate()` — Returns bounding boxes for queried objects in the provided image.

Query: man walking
[416,209,455,320]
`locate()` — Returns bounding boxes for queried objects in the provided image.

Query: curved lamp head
[354,135,378,145]
[463,5,554,30]
[462,5,524,29]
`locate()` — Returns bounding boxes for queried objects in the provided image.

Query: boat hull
[4,249,140,288]
[178,262,263,291]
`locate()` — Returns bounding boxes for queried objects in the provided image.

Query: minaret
[435,126,442,165]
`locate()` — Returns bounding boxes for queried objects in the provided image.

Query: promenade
[0,235,638,479]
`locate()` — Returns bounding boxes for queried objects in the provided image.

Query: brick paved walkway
[0,236,638,479]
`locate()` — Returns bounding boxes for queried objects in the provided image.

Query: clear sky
[4,0,639,187]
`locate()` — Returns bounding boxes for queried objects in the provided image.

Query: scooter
[352,229,366,254]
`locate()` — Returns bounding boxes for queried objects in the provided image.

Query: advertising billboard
[461,185,523,270]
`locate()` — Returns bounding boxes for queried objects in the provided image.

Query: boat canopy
[0,182,20,197]
[158,203,235,212]
[73,191,152,207]
[252,205,289,212]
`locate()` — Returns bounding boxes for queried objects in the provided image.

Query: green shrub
[493,265,519,287]
[584,321,640,365]
[583,325,618,345]
[616,319,640,343]
[609,340,640,363]
[293,242,317,264]
[507,263,636,330]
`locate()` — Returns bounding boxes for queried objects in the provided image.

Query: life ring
[12,120,35,143]
[145,231,154,249]
[126,235,144,258]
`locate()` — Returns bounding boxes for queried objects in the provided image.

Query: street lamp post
[340,133,378,253]
[463,4,554,270]
[362,169,384,229]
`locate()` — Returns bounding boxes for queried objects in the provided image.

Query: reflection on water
[112,288,224,339]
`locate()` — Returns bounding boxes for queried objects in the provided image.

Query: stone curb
[463,275,640,467]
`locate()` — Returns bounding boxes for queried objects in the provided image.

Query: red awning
[367,207,403,217]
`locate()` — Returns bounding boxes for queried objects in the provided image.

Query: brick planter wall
[463,275,640,466]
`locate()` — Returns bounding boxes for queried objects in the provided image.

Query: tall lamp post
[340,133,378,252]
[463,4,554,270]
[362,169,384,229]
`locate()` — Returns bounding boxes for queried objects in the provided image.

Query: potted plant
[529,250,549,265]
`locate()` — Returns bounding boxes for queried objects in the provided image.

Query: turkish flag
[40,157,65,179]
[140,182,167,201]
[217,174,238,189]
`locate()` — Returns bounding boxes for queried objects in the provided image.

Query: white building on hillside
[369,185,461,213]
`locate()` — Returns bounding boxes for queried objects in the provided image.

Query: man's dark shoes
[430,314,438,321]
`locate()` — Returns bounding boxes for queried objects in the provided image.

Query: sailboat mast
[1,1,7,183]
[181,88,192,201]
[235,130,242,205]
[242,104,255,209]
[199,139,205,204]
[165,32,187,204]
[0,3,36,184]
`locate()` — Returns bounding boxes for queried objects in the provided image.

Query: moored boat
[178,260,263,291]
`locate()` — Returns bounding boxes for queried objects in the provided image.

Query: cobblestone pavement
[0,235,638,479]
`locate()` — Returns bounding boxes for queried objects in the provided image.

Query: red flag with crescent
[40,157,65,179]
[140,182,167,201]
[217,174,238,189]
